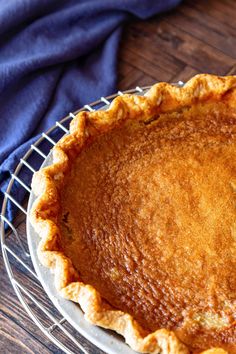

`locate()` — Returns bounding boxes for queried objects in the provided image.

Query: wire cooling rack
[0,82,185,354]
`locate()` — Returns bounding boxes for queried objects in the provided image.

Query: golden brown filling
[59,102,236,351]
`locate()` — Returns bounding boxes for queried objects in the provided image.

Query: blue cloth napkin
[0,0,180,219]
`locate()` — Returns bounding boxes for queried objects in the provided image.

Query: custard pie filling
[59,102,236,349]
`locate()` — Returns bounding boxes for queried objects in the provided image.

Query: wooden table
[1,0,236,353]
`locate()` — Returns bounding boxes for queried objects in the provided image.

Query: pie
[30,74,236,354]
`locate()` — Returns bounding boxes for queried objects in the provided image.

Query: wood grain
[118,0,236,90]
[1,312,50,354]
[1,0,236,353]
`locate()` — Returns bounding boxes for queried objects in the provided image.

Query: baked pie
[30,74,236,354]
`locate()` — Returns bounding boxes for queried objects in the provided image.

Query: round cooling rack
[1,82,184,354]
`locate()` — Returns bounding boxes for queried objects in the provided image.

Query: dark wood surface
[1,1,236,353]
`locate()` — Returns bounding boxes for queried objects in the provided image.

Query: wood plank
[118,46,173,84]
[179,2,236,37]
[120,24,185,75]
[227,64,236,75]
[171,65,199,83]
[187,0,236,30]
[117,60,133,81]
[118,67,154,90]
[130,20,235,74]
[224,0,236,10]
[165,4,236,57]
[0,312,52,354]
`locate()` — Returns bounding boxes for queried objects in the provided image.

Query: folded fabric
[0,0,181,220]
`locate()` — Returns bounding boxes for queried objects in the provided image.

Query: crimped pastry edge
[30,74,236,354]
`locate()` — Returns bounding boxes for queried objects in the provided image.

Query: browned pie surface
[59,102,236,352]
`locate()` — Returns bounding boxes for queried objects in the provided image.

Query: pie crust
[30,74,236,354]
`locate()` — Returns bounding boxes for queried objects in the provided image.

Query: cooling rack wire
[0,82,184,354]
